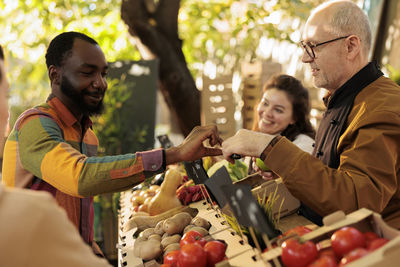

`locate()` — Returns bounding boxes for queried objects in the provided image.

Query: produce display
[117,160,400,267]
[128,207,228,266]
[118,163,234,267]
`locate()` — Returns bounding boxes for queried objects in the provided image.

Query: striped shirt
[2,95,165,243]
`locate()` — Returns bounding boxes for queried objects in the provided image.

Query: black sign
[221,184,279,239]
[204,166,233,208]
[183,159,209,185]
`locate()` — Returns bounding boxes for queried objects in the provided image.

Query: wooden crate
[241,61,282,130]
[242,76,262,129]
[201,75,236,139]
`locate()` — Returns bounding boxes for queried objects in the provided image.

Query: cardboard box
[251,178,300,219]
[263,208,400,266]
[234,174,301,219]
[233,173,265,188]
[217,208,400,267]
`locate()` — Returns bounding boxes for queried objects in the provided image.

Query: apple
[256,158,270,172]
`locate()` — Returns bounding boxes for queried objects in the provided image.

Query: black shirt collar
[324,61,383,108]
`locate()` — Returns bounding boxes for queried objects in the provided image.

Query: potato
[163,243,180,257]
[130,211,149,218]
[161,234,181,249]
[191,217,211,230]
[162,232,169,239]
[154,220,165,235]
[163,212,192,235]
[139,228,155,239]
[172,212,192,226]
[144,259,160,267]
[134,236,147,245]
[163,219,180,235]
[187,226,209,237]
[183,224,195,234]
[133,239,162,261]
[148,234,162,241]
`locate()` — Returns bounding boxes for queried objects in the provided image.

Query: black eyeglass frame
[300,35,350,59]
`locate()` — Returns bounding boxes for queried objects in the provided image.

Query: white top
[292,133,315,154]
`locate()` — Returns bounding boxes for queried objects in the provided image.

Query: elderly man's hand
[252,158,276,181]
[222,129,274,163]
[165,125,223,165]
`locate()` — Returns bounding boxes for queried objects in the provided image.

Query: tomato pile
[161,230,227,267]
[280,226,389,267]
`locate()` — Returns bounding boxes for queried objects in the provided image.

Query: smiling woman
[253,74,315,146]
[247,74,315,178]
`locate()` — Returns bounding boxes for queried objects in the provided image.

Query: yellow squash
[148,169,183,215]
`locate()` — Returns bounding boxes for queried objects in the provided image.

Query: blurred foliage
[1,0,319,127]
[93,77,148,155]
[179,0,318,77]
[387,64,400,85]
[0,0,140,127]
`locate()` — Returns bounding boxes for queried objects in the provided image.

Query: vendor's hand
[165,125,223,165]
[222,129,274,163]
[252,159,275,181]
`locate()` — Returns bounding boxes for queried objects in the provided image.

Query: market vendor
[0,44,114,267]
[1,32,223,255]
[222,0,400,229]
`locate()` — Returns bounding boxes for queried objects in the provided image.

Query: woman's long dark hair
[252,74,315,141]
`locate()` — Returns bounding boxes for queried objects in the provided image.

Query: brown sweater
[266,75,400,229]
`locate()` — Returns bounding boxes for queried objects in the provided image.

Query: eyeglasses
[300,35,350,59]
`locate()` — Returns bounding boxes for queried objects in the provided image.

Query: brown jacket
[0,184,112,267]
[266,76,400,229]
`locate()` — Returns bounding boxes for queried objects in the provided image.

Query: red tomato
[195,238,208,248]
[160,265,171,267]
[339,248,369,266]
[281,239,318,267]
[180,230,206,247]
[363,231,379,247]
[283,225,313,237]
[178,243,207,267]
[204,240,227,267]
[307,256,338,267]
[366,238,389,251]
[318,248,338,261]
[163,250,180,267]
[331,227,365,258]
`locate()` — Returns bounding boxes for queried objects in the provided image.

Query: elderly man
[222,0,400,228]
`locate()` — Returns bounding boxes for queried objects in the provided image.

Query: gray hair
[313,0,372,56]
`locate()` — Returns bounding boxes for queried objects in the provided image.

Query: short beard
[60,75,104,117]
